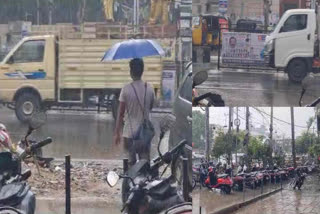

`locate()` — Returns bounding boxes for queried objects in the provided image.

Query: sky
[193,107,317,138]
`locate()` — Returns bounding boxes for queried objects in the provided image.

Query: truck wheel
[111,96,119,120]
[287,59,307,83]
[15,92,41,123]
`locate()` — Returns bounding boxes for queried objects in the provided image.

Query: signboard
[221,32,267,66]
[219,0,228,14]
[162,70,176,102]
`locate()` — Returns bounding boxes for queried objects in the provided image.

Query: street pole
[48,0,53,25]
[263,0,270,32]
[133,0,137,33]
[137,0,140,28]
[205,107,210,161]
[245,107,250,167]
[290,107,297,168]
[37,0,40,25]
[229,107,233,165]
[236,107,239,165]
[270,107,274,163]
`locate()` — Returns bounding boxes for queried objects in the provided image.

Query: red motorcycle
[232,175,244,191]
[204,168,233,194]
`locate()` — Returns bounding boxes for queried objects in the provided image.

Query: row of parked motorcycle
[192,162,318,194]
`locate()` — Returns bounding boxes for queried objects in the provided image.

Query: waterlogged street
[195,68,320,106]
[194,174,320,214]
[233,174,320,214]
[196,180,283,214]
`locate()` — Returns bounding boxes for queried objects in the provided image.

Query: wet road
[196,68,320,106]
[198,180,283,214]
[233,174,320,214]
[0,108,166,160]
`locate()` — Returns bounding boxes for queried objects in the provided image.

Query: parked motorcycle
[106,115,192,214]
[193,70,225,107]
[0,112,53,214]
[204,167,233,194]
[232,174,244,192]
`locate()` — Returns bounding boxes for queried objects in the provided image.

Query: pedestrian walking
[113,58,155,167]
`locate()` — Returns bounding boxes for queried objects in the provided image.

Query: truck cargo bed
[58,39,169,90]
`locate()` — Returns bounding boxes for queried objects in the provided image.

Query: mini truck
[264,6,320,83]
[0,35,169,122]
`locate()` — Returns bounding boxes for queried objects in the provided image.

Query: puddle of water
[0,109,164,160]
[36,198,121,214]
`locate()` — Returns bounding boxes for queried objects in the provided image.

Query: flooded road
[198,180,283,214]
[37,197,122,214]
[233,174,320,214]
[0,108,165,160]
[196,69,320,106]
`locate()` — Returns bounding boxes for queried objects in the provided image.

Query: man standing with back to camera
[113,58,155,167]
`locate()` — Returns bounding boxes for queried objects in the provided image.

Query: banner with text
[221,32,267,66]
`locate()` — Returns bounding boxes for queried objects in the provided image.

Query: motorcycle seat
[0,182,29,207]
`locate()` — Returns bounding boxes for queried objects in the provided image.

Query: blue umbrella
[101,39,165,61]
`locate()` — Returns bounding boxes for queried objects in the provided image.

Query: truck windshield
[280,14,307,33]
[10,40,45,64]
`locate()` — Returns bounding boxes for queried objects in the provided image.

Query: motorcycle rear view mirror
[106,171,120,187]
[193,70,208,87]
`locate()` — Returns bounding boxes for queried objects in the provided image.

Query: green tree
[295,132,316,155]
[211,130,246,163]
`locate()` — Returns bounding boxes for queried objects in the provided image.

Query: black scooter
[0,112,53,214]
[106,115,192,214]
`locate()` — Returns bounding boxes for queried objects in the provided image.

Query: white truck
[264,8,320,83]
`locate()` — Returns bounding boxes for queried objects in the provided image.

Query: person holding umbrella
[113,58,155,167]
[102,39,164,167]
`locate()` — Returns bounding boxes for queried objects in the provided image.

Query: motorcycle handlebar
[30,137,52,151]
[307,97,320,107]
[153,139,188,163]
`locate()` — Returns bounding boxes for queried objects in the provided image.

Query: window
[11,40,45,63]
[281,14,307,33]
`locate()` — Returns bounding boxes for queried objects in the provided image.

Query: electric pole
[270,107,273,140]
[290,107,297,168]
[229,107,233,165]
[270,107,274,157]
[235,107,240,166]
[205,107,210,161]
[245,107,250,166]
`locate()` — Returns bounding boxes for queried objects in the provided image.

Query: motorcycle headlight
[265,39,274,53]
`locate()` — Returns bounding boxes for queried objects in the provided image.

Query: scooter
[106,115,192,214]
[204,169,233,194]
[0,112,53,214]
